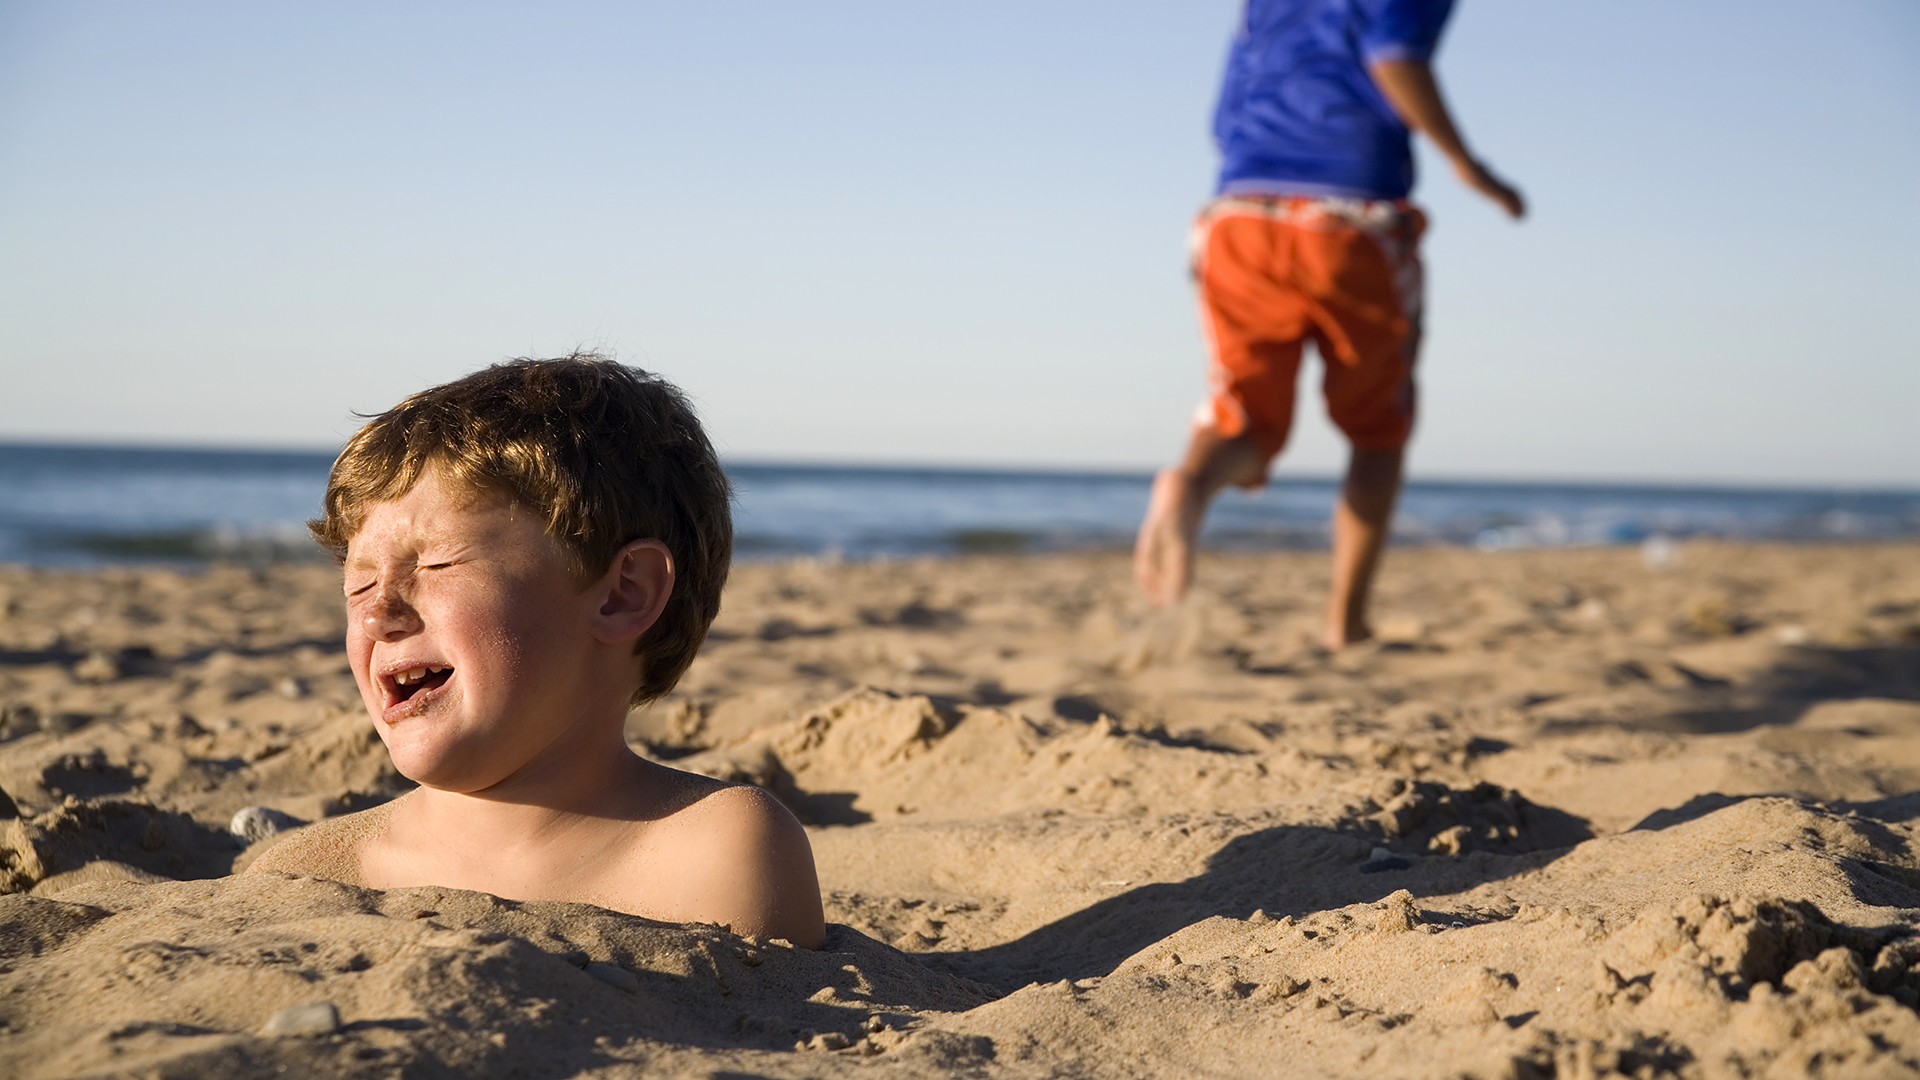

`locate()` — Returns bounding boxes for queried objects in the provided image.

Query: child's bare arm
[1368,58,1526,219]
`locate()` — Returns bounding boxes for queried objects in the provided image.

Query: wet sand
[3,540,1920,1077]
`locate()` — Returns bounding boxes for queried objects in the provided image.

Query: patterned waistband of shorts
[1197,192,1420,235]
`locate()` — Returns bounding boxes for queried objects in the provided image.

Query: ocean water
[1,442,1915,567]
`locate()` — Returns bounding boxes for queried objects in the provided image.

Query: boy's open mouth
[383,664,453,707]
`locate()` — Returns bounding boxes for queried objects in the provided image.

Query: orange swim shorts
[1191,194,1427,463]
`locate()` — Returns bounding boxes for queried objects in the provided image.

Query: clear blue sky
[0,1,1914,484]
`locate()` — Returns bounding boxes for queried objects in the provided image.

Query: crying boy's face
[340,466,602,793]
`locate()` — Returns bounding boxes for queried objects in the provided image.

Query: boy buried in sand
[248,355,825,949]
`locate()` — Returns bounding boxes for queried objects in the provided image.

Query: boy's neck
[364,743,663,906]
[405,724,658,838]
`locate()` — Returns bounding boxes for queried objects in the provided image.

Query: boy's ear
[589,539,674,645]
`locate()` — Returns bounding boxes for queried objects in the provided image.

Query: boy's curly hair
[311,354,732,704]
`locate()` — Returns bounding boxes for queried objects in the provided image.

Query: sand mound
[0,873,994,1079]
[924,795,1920,1078]
[678,686,1315,824]
[941,884,1920,1079]
[1,796,238,895]
[4,544,1920,1076]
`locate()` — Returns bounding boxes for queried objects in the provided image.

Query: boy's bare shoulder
[669,775,803,838]
[642,769,803,862]
[242,801,398,886]
[639,767,824,947]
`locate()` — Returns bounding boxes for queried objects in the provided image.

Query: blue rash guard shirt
[1212,0,1455,201]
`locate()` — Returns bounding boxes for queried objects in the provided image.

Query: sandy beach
[4,540,1920,1077]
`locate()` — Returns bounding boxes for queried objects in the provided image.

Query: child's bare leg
[1135,427,1267,606]
[1326,446,1404,648]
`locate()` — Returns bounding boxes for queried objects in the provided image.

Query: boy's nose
[363,590,423,640]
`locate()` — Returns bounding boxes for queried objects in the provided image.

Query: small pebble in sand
[229,806,307,844]
[1359,846,1411,874]
[263,1001,340,1037]
[275,676,309,700]
[585,962,641,994]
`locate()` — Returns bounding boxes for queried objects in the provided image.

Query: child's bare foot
[1134,469,1204,607]
[1324,616,1372,650]
[1328,607,1374,645]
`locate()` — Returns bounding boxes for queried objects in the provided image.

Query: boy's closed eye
[343,552,462,595]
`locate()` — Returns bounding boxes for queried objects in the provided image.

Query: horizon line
[1,435,1915,496]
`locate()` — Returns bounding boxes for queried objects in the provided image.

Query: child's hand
[1455,157,1526,219]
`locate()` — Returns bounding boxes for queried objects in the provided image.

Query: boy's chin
[375,734,503,794]
[388,759,505,795]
